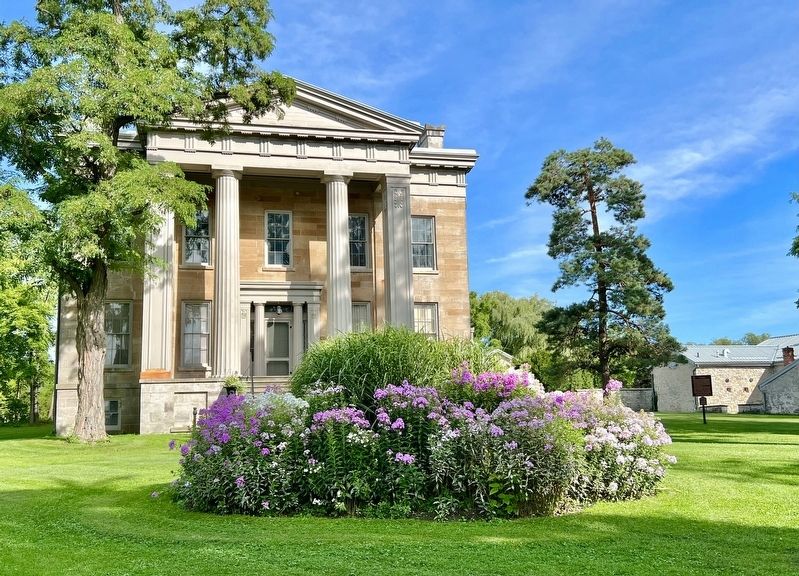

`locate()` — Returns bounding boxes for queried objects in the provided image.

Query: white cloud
[485,246,546,265]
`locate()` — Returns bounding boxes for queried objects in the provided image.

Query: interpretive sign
[691,375,713,397]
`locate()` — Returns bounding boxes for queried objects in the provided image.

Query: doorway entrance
[265,306,291,375]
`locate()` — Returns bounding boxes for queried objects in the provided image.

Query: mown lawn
[1,414,797,576]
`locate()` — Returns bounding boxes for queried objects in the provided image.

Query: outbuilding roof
[757,334,799,348]
[682,345,782,366]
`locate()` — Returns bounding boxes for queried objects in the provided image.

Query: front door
[266,317,291,375]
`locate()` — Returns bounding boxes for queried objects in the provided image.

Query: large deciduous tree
[0,1,295,441]
[525,138,679,385]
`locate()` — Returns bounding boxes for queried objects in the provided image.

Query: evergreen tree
[0,1,294,440]
[526,138,680,385]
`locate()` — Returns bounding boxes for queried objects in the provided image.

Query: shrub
[290,327,501,409]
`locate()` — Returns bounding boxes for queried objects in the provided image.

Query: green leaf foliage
[0,183,55,423]
[0,1,295,440]
[526,138,680,386]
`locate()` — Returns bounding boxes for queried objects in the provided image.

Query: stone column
[323,173,353,336]
[382,175,414,328]
[141,209,175,379]
[212,167,243,377]
[292,303,304,372]
[308,303,321,345]
[253,303,265,377]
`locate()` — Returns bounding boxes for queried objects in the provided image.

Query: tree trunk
[73,265,109,442]
[586,175,610,385]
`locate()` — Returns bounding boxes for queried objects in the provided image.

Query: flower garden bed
[171,365,674,519]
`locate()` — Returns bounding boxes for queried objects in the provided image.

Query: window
[182,302,211,367]
[349,214,369,268]
[414,303,439,339]
[352,302,371,332]
[184,210,210,265]
[265,211,292,267]
[105,399,120,431]
[411,216,436,269]
[105,302,131,367]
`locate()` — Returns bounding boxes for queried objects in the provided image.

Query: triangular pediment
[223,79,423,139]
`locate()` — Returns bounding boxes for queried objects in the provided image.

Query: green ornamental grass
[1,414,797,575]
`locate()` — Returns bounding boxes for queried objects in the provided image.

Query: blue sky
[2,1,798,344]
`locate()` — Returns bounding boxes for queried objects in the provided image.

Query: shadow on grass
[1,478,798,576]
[0,423,54,441]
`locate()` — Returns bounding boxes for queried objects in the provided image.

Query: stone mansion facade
[55,80,477,435]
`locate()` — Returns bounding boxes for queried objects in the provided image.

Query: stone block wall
[619,388,654,412]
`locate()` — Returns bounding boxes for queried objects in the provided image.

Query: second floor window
[266,211,292,267]
[349,214,368,268]
[184,210,210,265]
[105,302,131,367]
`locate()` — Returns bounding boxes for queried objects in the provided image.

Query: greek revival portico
[138,80,475,382]
[54,79,477,436]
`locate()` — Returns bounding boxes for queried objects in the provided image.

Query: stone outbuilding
[653,342,799,413]
[758,349,799,414]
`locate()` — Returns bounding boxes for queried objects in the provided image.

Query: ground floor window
[413,303,439,339]
[104,302,131,367]
[105,399,120,431]
[352,302,371,332]
[182,302,211,367]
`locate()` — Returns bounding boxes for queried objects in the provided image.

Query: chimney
[419,124,445,148]
[783,347,795,366]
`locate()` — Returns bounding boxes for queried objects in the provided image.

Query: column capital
[211,166,243,180]
[382,173,412,186]
[321,171,352,184]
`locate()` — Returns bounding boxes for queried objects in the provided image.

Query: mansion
[55,80,477,435]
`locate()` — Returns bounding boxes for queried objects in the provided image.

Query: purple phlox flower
[489,424,504,437]
[311,407,370,430]
[262,500,270,510]
[394,452,416,465]
[261,447,271,456]
[235,476,245,488]
[605,379,623,393]
[504,440,518,450]
[168,439,176,450]
[412,396,429,408]
[180,443,191,456]
[391,418,405,431]
[376,409,391,426]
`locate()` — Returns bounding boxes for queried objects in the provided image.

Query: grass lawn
[1,414,797,575]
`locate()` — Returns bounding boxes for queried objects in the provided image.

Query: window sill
[179,263,213,270]
[104,367,133,373]
[413,269,439,276]
[351,268,373,274]
[178,366,212,373]
[261,266,295,272]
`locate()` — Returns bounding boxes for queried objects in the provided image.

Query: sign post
[691,375,713,425]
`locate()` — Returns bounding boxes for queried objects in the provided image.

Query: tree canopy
[710,333,771,346]
[0,182,55,422]
[0,0,295,440]
[525,138,680,386]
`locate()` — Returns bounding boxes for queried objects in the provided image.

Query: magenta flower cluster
[452,362,530,399]
[310,406,370,431]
